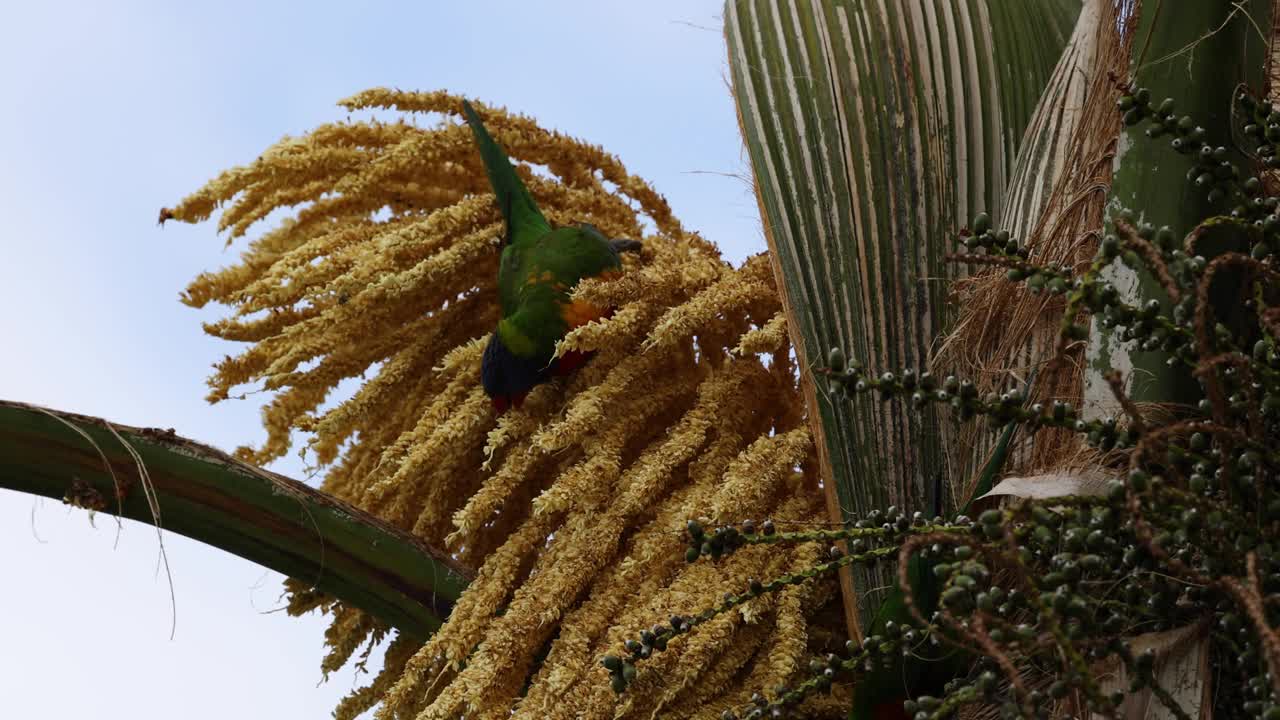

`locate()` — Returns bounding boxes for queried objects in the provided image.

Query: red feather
[553,349,594,376]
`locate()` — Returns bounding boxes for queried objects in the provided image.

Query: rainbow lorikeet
[851,373,1035,720]
[461,101,640,413]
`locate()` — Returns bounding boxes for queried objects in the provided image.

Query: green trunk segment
[1093,0,1272,413]
[0,400,471,641]
[725,0,1079,631]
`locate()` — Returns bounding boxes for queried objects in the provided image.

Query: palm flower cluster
[163,89,853,719]
[611,86,1280,719]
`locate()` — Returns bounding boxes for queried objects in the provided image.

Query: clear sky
[0,2,763,717]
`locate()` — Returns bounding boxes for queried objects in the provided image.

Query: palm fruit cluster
[608,84,1280,720]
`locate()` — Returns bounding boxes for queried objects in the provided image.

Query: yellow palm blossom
[165,89,846,719]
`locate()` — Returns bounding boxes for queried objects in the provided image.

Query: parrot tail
[460,99,550,247]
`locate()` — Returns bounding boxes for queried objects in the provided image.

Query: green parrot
[850,376,1035,720]
[461,100,640,413]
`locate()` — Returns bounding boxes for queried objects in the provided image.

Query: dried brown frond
[935,0,1134,496]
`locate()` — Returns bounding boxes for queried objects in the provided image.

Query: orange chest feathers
[542,268,621,331]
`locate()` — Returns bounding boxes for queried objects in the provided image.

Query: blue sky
[0,2,762,716]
